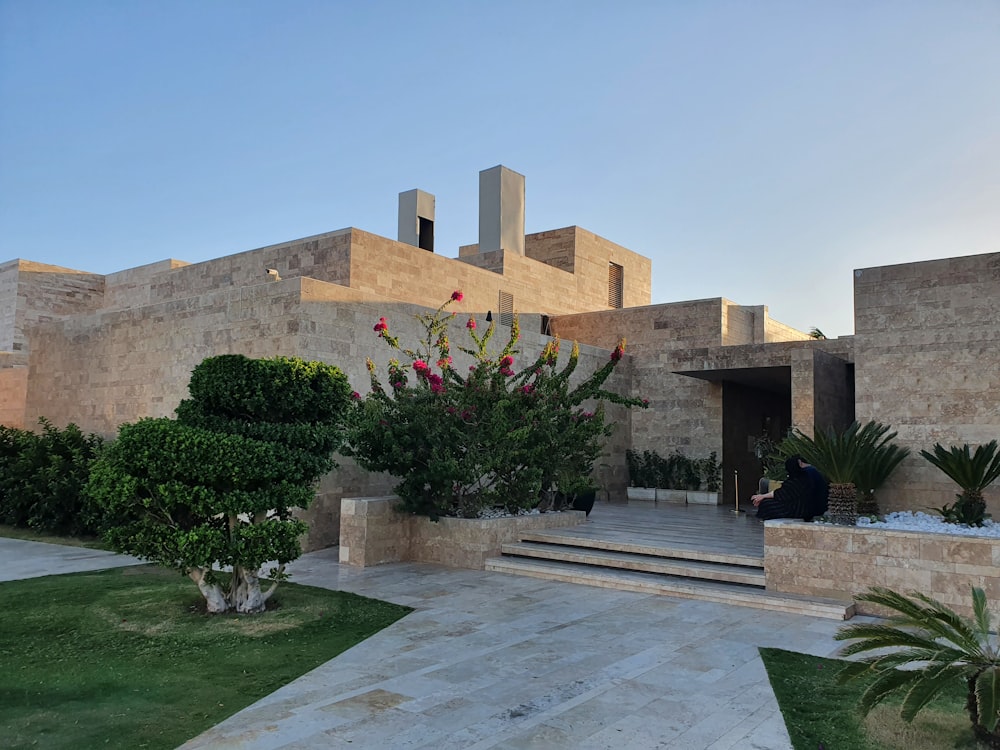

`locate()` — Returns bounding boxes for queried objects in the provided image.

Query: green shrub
[88,354,353,614]
[0,418,104,536]
[347,292,647,519]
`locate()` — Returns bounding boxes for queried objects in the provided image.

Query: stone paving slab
[0,537,861,749]
[0,537,142,582]
[180,548,859,750]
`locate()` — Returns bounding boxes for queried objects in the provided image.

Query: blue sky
[1,1,997,337]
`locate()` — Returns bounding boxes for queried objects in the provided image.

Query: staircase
[485,529,855,620]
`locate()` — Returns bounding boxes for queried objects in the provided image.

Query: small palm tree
[836,586,1000,748]
[920,440,1000,527]
[853,422,910,516]
[776,421,909,524]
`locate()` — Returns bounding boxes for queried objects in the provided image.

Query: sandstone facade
[2,172,998,543]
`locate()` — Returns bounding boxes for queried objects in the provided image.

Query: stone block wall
[0,354,27,428]
[17,270,629,548]
[765,521,1000,620]
[339,496,585,569]
[0,261,19,351]
[854,252,1000,514]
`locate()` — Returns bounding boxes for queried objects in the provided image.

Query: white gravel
[860,510,1000,538]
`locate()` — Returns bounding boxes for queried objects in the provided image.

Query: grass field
[761,647,977,749]
[0,565,411,750]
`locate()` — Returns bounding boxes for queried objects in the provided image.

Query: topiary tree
[88,355,353,614]
[347,291,647,519]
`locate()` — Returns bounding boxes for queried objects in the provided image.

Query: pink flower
[521,384,535,395]
[413,360,429,372]
[642,398,650,406]
[373,317,388,334]
[427,373,444,393]
[437,356,453,368]
[466,318,476,330]
[351,391,361,400]
[500,367,514,377]
[500,355,514,367]
[451,290,464,302]
[611,344,624,363]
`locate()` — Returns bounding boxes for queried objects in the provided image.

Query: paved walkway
[1,538,861,749]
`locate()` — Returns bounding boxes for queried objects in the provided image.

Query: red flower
[611,344,624,362]
[466,318,476,330]
[351,391,361,400]
[413,360,429,372]
[451,290,464,302]
[500,355,514,367]
[521,384,535,394]
[373,317,389,336]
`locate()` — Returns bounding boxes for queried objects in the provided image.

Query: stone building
[1,165,998,545]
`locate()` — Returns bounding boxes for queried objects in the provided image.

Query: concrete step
[500,541,765,587]
[517,530,762,568]
[484,556,855,620]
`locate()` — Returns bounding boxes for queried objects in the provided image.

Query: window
[499,290,514,326]
[608,262,623,309]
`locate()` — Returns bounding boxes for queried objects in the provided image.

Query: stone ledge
[764,520,999,619]
[339,496,586,569]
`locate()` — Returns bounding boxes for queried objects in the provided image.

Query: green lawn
[761,647,977,750]
[0,565,412,750]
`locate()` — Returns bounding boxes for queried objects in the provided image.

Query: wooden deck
[541,500,765,563]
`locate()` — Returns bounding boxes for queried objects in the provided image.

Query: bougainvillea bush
[346,292,646,519]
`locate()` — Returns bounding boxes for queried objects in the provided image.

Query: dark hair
[785,456,804,477]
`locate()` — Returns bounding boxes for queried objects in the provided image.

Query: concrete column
[478,165,525,255]
[398,189,435,252]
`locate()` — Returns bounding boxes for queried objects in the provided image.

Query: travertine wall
[18,271,631,548]
[765,521,1000,619]
[339,496,585,569]
[0,261,19,351]
[0,353,27,428]
[854,252,1000,514]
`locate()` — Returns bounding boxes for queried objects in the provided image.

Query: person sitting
[751,456,828,521]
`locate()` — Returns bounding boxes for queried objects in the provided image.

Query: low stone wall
[339,496,586,569]
[764,520,1000,619]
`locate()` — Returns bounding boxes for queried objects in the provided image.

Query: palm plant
[852,422,910,516]
[775,421,909,524]
[920,440,1000,527]
[835,586,1000,747]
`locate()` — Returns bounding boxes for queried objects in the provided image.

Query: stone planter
[339,496,585,569]
[656,488,688,504]
[627,487,657,501]
[686,491,720,505]
[764,520,1000,619]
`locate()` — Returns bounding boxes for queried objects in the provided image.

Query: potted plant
[688,451,721,505]
[626,449,656,501]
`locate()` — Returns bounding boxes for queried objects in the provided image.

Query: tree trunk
[188,568,230,613]
[231,566,267,614]
[968,675,1000,748]
[827,482,858,525]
